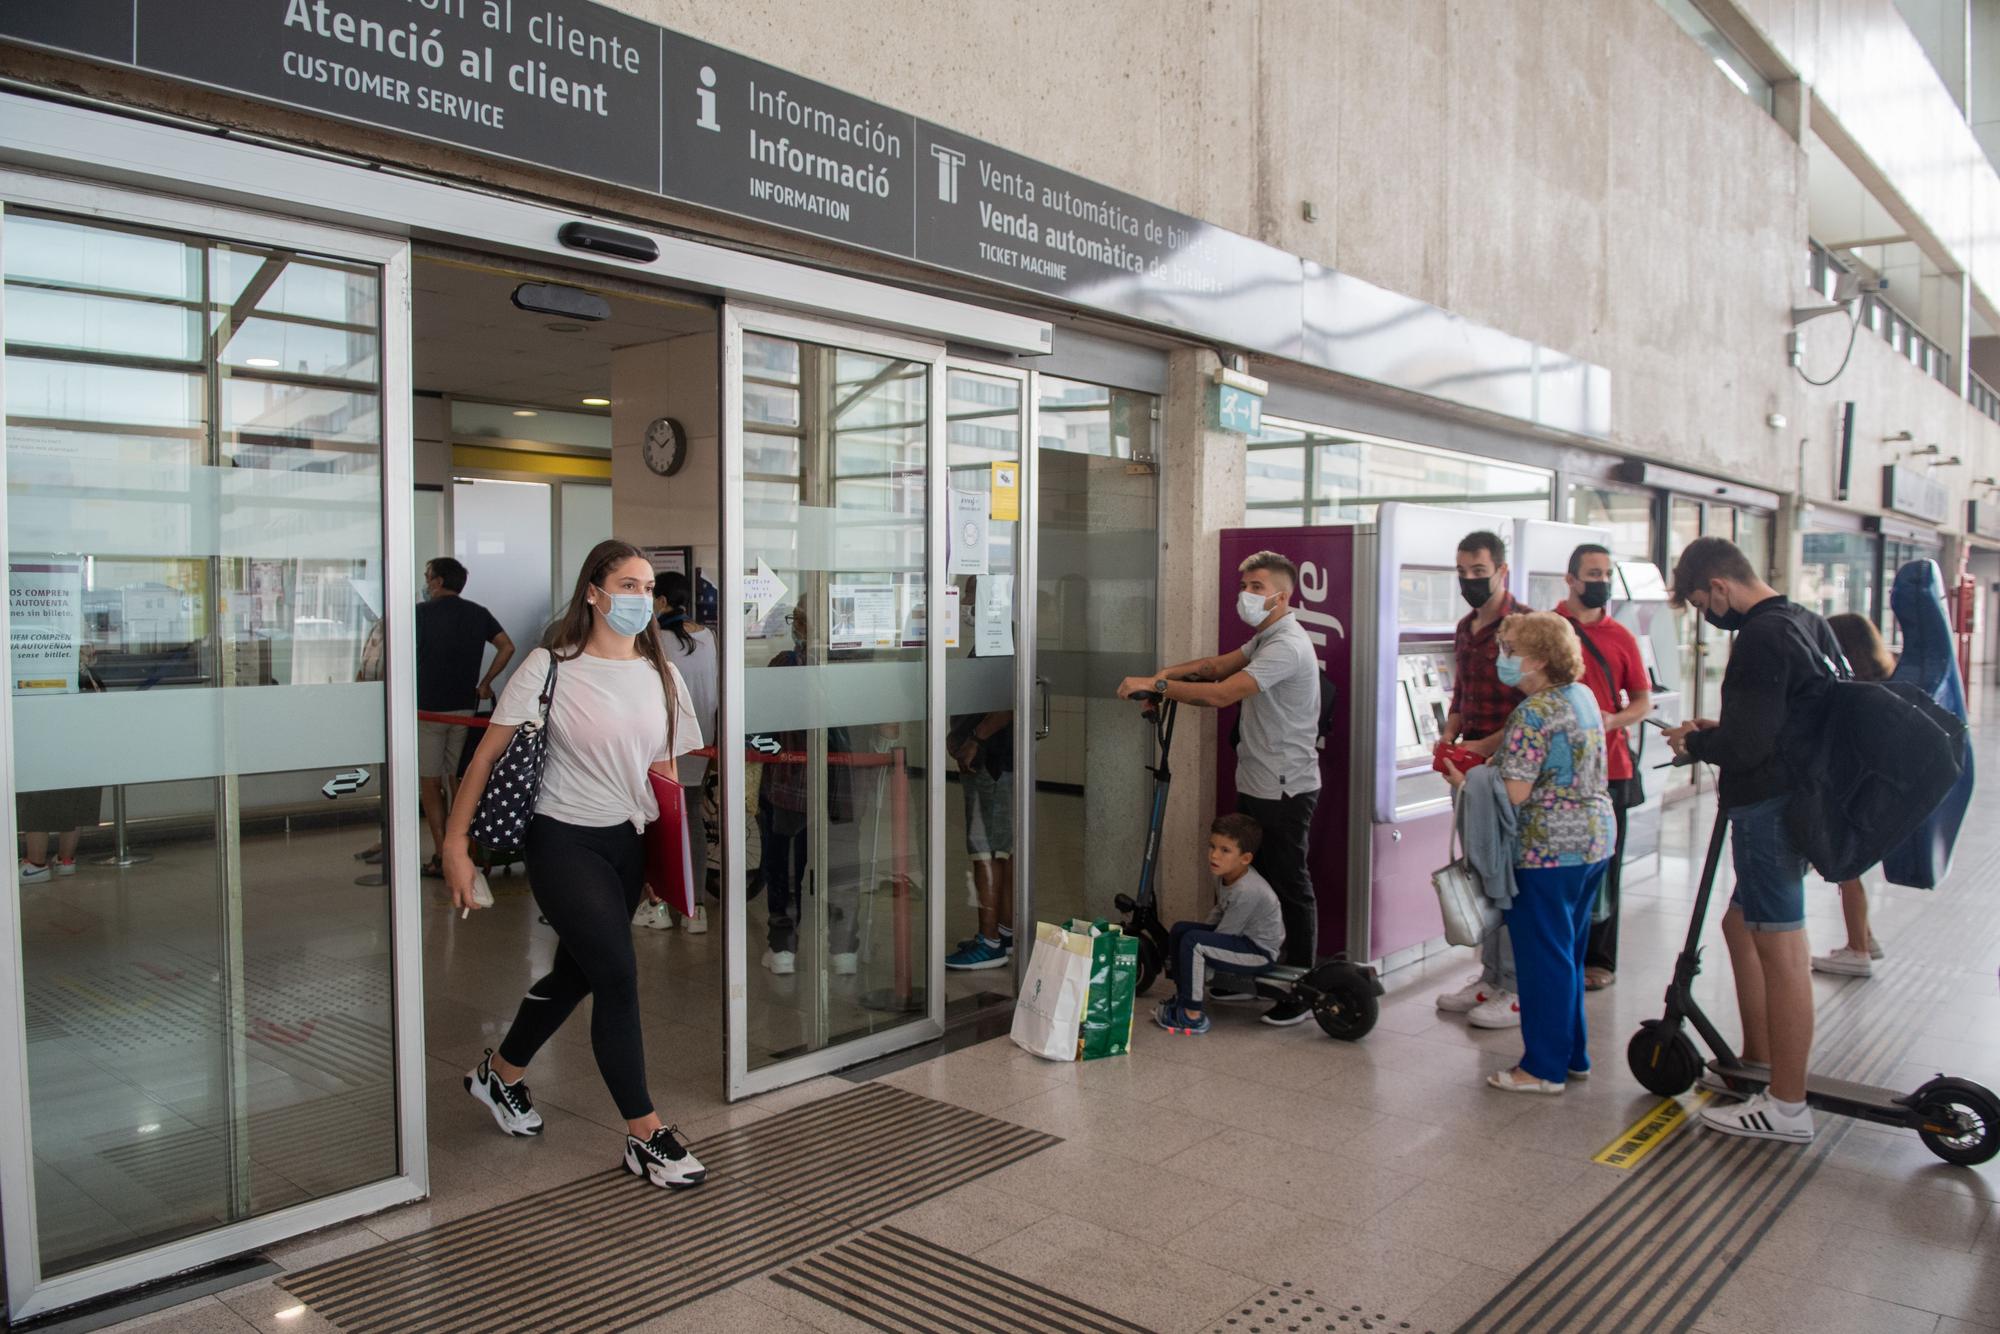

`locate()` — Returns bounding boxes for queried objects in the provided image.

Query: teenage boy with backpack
[1662,536,1845,1145]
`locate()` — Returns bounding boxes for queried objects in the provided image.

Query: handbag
[644,770,697,916]
[468,654,559,859]
[1432,794,1501,948]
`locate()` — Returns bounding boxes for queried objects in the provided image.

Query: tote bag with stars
[468,655,559,859]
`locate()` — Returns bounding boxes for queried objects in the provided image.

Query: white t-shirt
[492,646,702,831]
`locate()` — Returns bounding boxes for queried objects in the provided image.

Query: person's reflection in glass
[756,605,860,977]
[18,646,106,885]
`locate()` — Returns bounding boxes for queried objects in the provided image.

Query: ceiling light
[545,323,584,334]
[245,357,281,369]
[512,410,538,418]
[581,397,611,407]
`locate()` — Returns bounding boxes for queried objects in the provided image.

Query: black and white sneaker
[464,1049,543,1137]
[625,1125,707,1190]
[1261,995,1313,1027]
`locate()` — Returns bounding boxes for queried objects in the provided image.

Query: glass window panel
[7,358,204,429]
[1569,484,1655,560]
[1246,446,1307,505]
[222,379,380,447]
[7,210,395,1281]
[220,317,379,383]
[210,249,377,328]
[1036,376,1151,460]
[1244,505,1306,528]
[5,287,202,362]
[739,335,931,1070]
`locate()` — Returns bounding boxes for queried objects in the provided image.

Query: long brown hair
[545,538,681,743]
[1828,612,1894,682]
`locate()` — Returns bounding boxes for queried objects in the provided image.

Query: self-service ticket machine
[1218,504,1678,974]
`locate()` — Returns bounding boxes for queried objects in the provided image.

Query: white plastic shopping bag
[1010,921,1094,1061]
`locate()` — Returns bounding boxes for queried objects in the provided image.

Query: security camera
[1830,272,1888,303]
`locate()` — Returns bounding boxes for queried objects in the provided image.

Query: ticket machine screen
[1396,568,1459,628]
[1392,645,1456,814]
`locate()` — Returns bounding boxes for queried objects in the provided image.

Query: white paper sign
[949,489,990,577]
[829,583,898,650]
[899,582,960,649]
[10,557,85,695]
[975,574,1014,657]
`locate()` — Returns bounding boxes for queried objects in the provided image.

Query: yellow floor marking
[1594,1091,1712,1169]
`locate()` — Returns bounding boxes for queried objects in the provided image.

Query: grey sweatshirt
[1207,866,1287,959]
[1458,763,1521,911]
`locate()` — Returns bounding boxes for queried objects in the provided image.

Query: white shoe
[763,949,797,976]
[831,951,858,976]
[1868,935,1886,961]
[1437,973,1496,1014]
[683,905,709,935]
[625,1125,706,1190]
[1700,1091,1814,1144]
[633,901,675,931]
[1467,990,1522,1029]
[463,1049,543,1137]
[17,861,49,885]
[53,857,76,878]
[1811,948,1872,977]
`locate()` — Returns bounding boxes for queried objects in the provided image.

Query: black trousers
[498,815,653,1120]
[1584,780,1636,973]
[1235,789,1320,967]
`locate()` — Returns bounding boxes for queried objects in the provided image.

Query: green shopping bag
[1068,919,1139,1061]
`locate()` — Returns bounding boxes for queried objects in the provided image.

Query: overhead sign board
[0,0,1610,437]
[1882,463,1950,525]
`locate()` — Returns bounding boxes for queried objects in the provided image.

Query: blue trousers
[1502,860,1609,1083]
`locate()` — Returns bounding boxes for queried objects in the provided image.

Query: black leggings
[497,815,652,1121]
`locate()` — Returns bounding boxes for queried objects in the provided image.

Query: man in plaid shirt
[1436,528,1531,1028]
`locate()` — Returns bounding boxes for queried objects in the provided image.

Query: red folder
[644,770,697,917]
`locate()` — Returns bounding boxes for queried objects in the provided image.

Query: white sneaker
[463,1049,543,1137]
[53,857,76,878]
[1700,1091,1814,1144]
[1467,990,1522,1029]
[1868,935,1885,961]
[624,1125,706,1190]
[831,951,858,976]
[1437,973,1496,1014]
[1811,947,1872,977]
[763,949,797,976]
[17,861,49,885]
[633,901,675,931]
[683,905,709,935]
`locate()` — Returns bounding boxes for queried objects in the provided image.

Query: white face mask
[1237,590,1274,628]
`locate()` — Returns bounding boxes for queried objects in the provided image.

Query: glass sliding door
[0,184,421,1319]
[723,307,944,1096]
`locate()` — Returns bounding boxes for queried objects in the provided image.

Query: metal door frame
[0,170,425,1323]
[723,303,951,1099]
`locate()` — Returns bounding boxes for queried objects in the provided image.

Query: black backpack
[1780,621,1968,883]
[1230,666,1338,751]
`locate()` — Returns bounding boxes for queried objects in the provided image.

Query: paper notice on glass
[899,582,960,649]
[949,489,990,576]
[974,575,1014,657]
[10,556,85,695]
[990,460,1020,522]
[829,583,898,650]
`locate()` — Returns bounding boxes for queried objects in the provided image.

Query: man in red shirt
[1555,544,1653,991]
[1435,530,1531,1027]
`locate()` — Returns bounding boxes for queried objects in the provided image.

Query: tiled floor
[88,691,2000,1332]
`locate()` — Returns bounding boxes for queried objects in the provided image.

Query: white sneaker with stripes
[1699,1091,1814,1144]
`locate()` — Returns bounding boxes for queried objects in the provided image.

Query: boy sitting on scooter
[1156,814,1287,1035]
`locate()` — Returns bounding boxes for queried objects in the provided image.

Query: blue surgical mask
[596,589,654,637]
[1496,654,1525,687]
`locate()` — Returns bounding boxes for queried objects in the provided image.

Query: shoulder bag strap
[538,653,559,726]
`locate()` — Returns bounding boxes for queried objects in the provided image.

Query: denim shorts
[1728,795,1807,932]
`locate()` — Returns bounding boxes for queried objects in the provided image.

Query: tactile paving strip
[1208,1286,1434,1333]
[772,1226,1152,1333]
[279,1083,1059,1333]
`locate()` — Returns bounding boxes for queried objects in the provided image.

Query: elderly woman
[1444,611,1615,1094]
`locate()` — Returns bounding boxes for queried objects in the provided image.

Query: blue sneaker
[1154,999,1211,1035]
[946,935,1009,971]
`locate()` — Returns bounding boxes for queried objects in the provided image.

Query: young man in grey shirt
[1119,549,1323,1026]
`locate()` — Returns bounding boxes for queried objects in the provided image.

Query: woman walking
[443,539,707,1189]
[1443,611,1615,1094]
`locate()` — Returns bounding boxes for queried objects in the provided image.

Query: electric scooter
[1628,797,2000,1165]
[1113,692,1383,1041]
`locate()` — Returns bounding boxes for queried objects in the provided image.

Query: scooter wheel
[1913,1077,2000,1166]
[1305,964,1379,1041]
[1627,1021,1701,1097]
[1135,938,1163,997]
